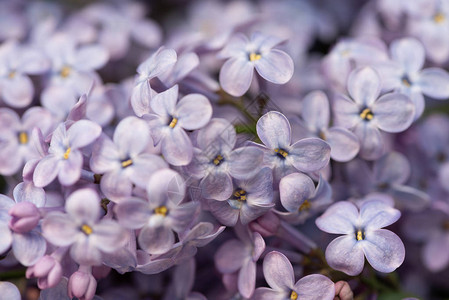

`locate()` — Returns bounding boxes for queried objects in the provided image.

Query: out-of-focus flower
[218,32,294,96]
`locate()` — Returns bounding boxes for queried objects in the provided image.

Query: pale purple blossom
[316,200,405,275]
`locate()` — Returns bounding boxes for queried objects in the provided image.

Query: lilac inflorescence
[0,1,449,300]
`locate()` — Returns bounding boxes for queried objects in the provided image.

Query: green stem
[0,269,26,280]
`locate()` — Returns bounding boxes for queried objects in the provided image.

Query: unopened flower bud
[9,202,40,233]
[68,271,97,300]
[26,255,62,289]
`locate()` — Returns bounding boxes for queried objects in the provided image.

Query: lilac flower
[68,270,97,300]
[42,188,127,266]
[163,258,207,300]
[295,91,360,162]
[130,47,177,117]
[0,40,50,108]
[252,251,335,300]
[185,118,264,200]
[33,120,101,187]
[215,226,265,298]
[0,182,46,266]
[90,116,167,201]
[115,169,199,255]
[0,107,53,175]
[276,173,332,224]
[254,111,331,182]
[375,37,449,118]
[0,282,20,300]
[43,34,109,97]
[26,255,63,289]
[145,85,212,166]
[333,67,415,160]
[316,200,405,275]
[218,32,294,96]
[208,167,274,226]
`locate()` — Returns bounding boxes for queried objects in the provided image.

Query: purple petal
[371,93,415,133]
[255,49,293,84]
[113,116,151,157]
[347,67,381,107]
[208,199,239,226]
[147,169,186,206]
[115,198,151,229]
[137,48,177,79]
[90,219,127,253]
[417,68,449,99]
[219,57,253,97]
[362,229,405,273]
[58,150,82,186]
[325,235,365,276]
[390,38,425,73]
[12,231,46,266]
[129,153,168,188]
[0,282,20,300]
[65,188,100,223]
[131,80,152,117]
[138,225,175,255]
[332,94,360,129]
[74,45,109,71]
[325,127,360,162]
[373,152,410,185]
[67,120,102,149]
[33,155,60,188]
[70,238,102,266]
[90,135,120,173]
[423,234,449,272]
[288,138,330,173]
[215,239,247,273]
[196,118,236,152]
[252,288,285,300]
[360,200,401,230]
[200,172,233,201]
[229,146,264,180]
[1,74,33,108]
[263,251,294,292]
[256,111,291,149]
[294,274,335,300]
[161,127,193,166]
[176,94,212,130]
[238,260,256,298]
[315,201,358,234]
[279,173,315,212]
[42,213,79,246]
[0,225,12,254]
[13,181,46,207]
[150,84,178,116]
[353,123,384,160]
[301,91,330,132]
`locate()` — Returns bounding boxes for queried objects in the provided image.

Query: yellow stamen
[434,13,445,24]
[213,154,224,166]
[60,65,71,78]
[81,224,93,235]
[290,290,298,300]
[63,147,71,160]
[402,78,411,87]
[18,132,28,144]
[169,117,178,128]
[121,159,133,168]
[356,230,364,241]
[319,131,326,140]
[299,199,311,211]
[274,148,289,158]
[359,108,373,121]
[233,189,247,201]
[154,205,168,216]
[8,71,16,79]
[249,52,262,61]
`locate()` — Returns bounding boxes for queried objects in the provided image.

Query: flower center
[359,108,373,121]
[212,154,225,166]
[249,52,262,61]
[290,290,298,300]
[401,75,412,87]
[168,117,178,128]
[60,65,71,78]
[18,131,28,144]
[356,229,365,241]
[121,159,133,168]
[299,199,311,211]
[8,71,16,79]
[154,205,168,216]
[434,12,445,24]
[274,148,289,159]
[81,224,93,235]
[63,147,71,160]
[233,189,247,202]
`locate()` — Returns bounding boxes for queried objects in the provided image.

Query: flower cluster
[0,0,448,299]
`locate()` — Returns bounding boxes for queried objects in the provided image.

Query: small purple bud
[68,271,97,300]
[26,255,62,289]
[249,211,280,237]
[8,202,40,233]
